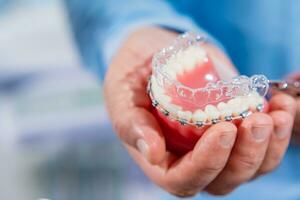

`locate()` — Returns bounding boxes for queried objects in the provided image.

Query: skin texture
[104,27,297,197]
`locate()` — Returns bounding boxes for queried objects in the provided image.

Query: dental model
[148,32,270,155]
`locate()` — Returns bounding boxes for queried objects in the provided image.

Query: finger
[104,59,166,165]
[255,94,297,175]
[205,113,273,195]
[293,99,300,136]
[159,122,237,196]
[269,93,297,116]
[113,106,166,165]
[256,111,293,176]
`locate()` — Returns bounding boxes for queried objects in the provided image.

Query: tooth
[157,93,182,114]
[248,94,264,110]
[192,109,208,122]
[217,102,227,110]
[237,97,249,113]
[168,61,184,75]
[227,98,242,106]
[227,98,243,115]
[217,102,232,117]
[181,54,196,71]
[151,77,165,96]
[166,69,177,79]
[151,77,182,114]
[165,104,182,115]
[205,105,220,119]
[255,96,264,105]
[178,111,192,121]
[181,47,207,71]
[181,50,197,71]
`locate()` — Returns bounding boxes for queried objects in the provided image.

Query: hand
[288,73,300,136]
[104,27,297,197]
[291,96,300,143]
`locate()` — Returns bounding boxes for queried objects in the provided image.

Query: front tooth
[236,97,249,113]
[192,109,208,122]
[205,105,220,119]
[227,98,242,115]
[227,98,242,107]
[217,102,232,117]
[217,102,228,110]
[248,95,264,110]
[178,111,192,121]
[181,51,197,71]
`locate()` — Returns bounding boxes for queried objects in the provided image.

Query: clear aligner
[147,75,267,127]
[148,32,269,127]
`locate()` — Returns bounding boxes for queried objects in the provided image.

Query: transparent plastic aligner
[149,32,269,126]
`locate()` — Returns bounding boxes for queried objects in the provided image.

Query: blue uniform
[66,0,300,199]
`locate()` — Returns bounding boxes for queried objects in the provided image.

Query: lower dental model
[148,32,269,155]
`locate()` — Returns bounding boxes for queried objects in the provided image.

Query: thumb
[113,107,166,165]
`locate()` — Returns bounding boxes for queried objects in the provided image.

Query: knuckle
[268,151,284,165]
[201,164,224,175]
[274,111,294,126]
[258,113,274,125]
[238,153,262,171]
[259,155,282,174]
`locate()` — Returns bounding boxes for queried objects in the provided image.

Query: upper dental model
[148,32,269,127]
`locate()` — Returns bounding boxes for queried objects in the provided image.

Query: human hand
[104,27,297,197]
[287,73,300,141]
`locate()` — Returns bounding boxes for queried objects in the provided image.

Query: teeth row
[149,79,264,126]
[164,46,207,76]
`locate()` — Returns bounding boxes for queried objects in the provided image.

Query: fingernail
[220,132,235,148]
[136,139,149,159]
[252,127,270,142]
[275,126,290,139]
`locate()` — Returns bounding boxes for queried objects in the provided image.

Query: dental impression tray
[148,32,299,155]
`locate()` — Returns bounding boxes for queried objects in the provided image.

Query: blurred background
[0,0,164,199]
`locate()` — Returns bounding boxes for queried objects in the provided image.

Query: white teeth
[178,111,192,121]
[151,77,182,114]
[217,102,228,110]
[151,70,265,125]
[256,96,264,105]
[217,102,232,117]
[151,77,165,96]
[165,46,208,75]
[157,92,182,114]
[192,109,208,122]
[227,98,242,107]
[166,69,177,79]
[205,105,220,119]
[247,93,264,110]
[238,99,249,113]
[168,61,184,75]
[227,98,243,115]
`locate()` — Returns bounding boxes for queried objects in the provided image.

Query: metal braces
[147,79,264,128]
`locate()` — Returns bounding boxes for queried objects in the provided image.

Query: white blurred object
[0,0,82,81]
[11,68,110,144]
[0,0,110,145]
